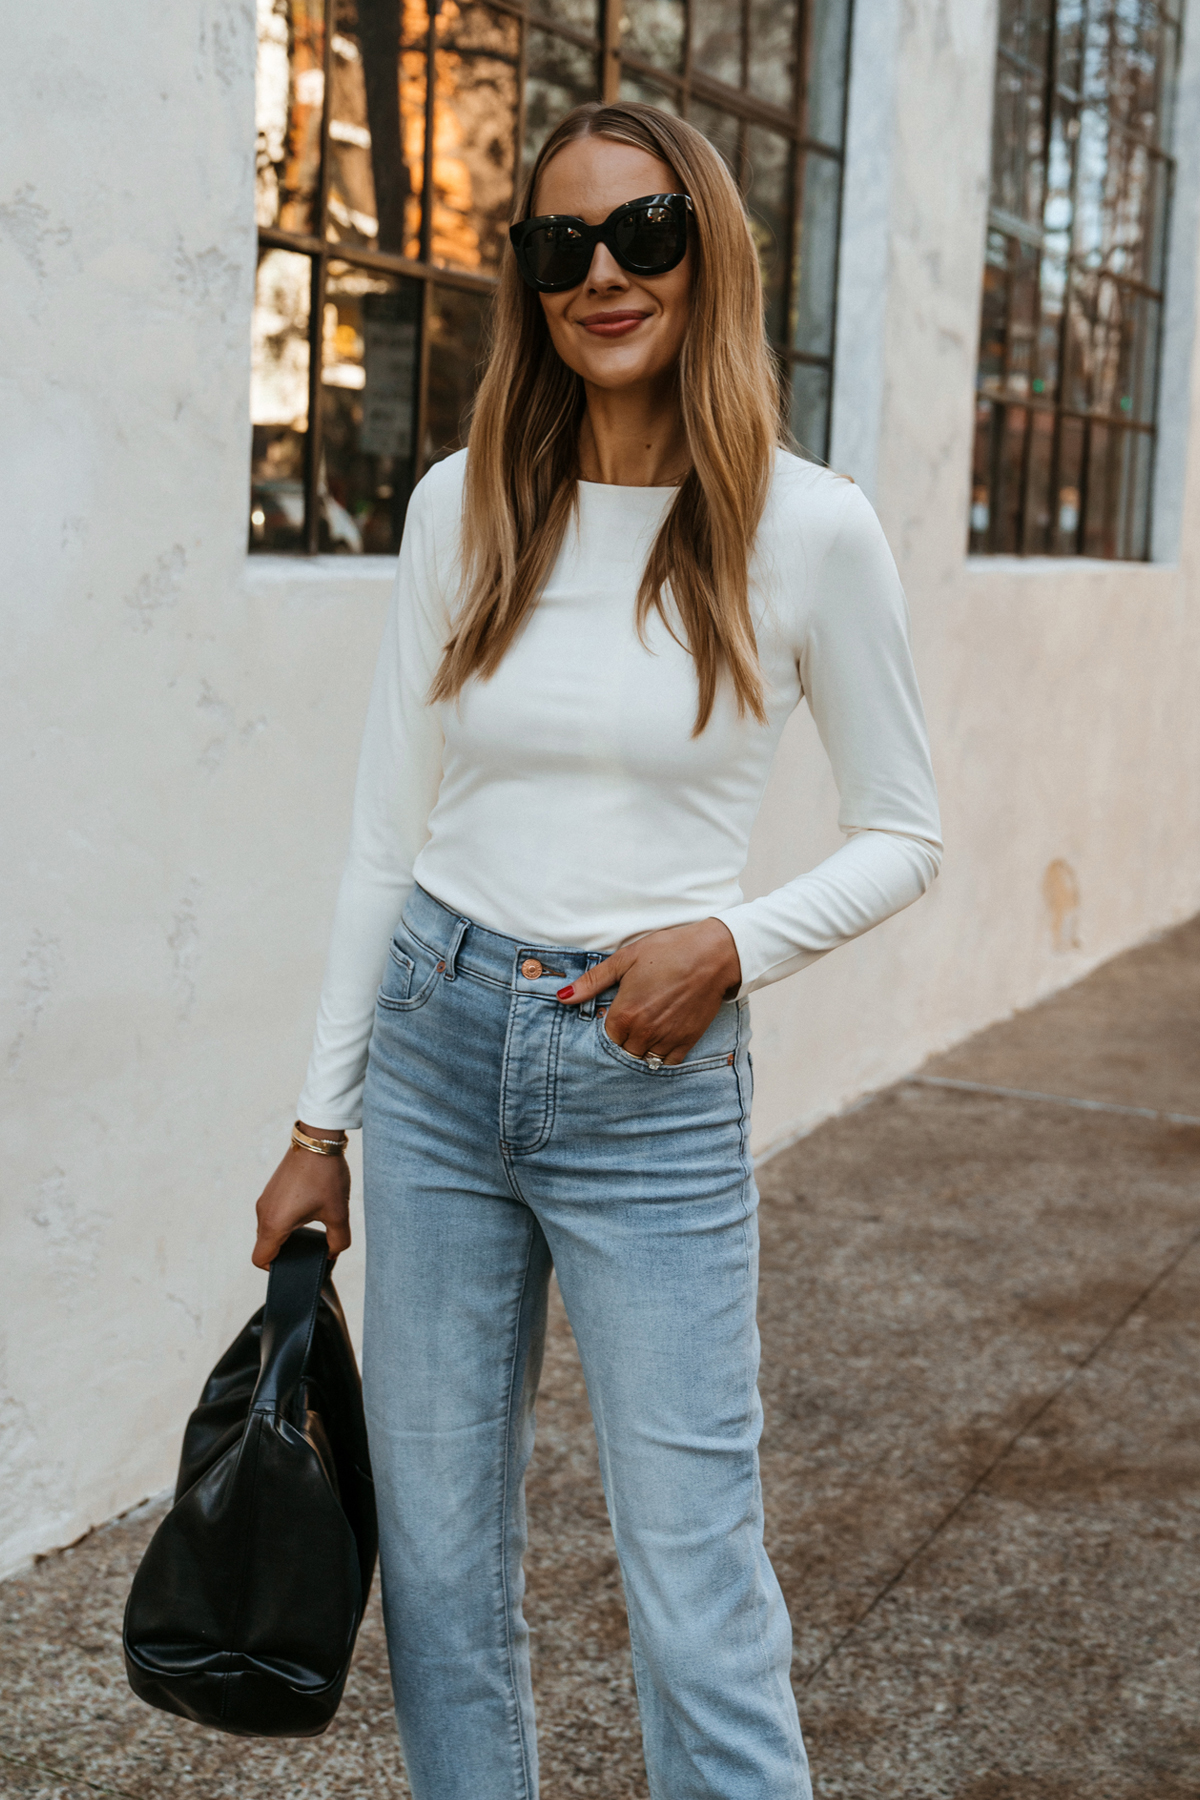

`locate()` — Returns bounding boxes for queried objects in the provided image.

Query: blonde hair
[430,101,786,734]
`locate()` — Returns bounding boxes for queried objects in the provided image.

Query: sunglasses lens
[522,221,590,289]
[614,201,684,272]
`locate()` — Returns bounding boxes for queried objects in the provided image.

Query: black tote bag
[123,1227,377,1738]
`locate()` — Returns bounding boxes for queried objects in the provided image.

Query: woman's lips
[577,311,649,337]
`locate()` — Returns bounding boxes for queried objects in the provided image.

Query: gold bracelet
[291,1122,347,1158]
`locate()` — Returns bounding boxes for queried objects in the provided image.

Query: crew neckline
[576,477,679,495]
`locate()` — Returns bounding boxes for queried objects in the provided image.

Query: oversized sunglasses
[509,192,694,293]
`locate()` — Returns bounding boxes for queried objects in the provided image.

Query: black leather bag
[123,1228,377,1738]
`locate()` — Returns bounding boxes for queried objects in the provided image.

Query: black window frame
[969,0,1182,561]
[252,0,855,555]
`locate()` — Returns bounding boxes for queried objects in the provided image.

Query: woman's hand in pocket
[557,918,741,1065]
[252,1125,351,1270]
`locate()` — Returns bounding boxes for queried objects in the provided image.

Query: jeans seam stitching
[498,1224,538,1800]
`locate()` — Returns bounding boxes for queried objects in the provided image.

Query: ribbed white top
[298,448,942,1127]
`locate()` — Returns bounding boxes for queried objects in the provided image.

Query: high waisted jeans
[361,884,811,1800]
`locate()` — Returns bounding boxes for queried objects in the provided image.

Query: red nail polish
[557,985,575,1000]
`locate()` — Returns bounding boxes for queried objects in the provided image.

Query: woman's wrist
[292,1121,348,1158]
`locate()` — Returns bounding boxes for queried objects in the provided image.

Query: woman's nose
[585,241,628,290]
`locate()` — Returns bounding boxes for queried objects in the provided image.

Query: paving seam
[907,1074,1200,1127]
[0,1745,143,1800]
[797,1211,1200,1693]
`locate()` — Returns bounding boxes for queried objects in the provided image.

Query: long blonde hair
[430,101,785,734]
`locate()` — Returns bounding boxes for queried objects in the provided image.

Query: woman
[255,102,941,1800]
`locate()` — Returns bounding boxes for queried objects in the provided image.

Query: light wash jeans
[361,884,811,1800]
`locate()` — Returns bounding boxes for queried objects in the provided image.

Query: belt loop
[580,951,603,1019]
[442,916,469,981]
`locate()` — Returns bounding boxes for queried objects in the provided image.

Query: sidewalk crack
[907,1074,1200,1128]
[0,1745,145,1799]
[798,1215,1200,1692]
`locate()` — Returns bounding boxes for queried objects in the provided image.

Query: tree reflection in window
[250,0,853,554]
[969,0,1180,560]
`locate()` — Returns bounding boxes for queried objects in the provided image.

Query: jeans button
[521,958,543,980]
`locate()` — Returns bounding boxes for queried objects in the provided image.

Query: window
[969,0,1180,560]
[251,0,853,554]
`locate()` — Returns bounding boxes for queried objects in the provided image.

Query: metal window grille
[250,0,854,556]
[969,0,1182,560]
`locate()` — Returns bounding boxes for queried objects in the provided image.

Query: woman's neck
[578,378,690,487]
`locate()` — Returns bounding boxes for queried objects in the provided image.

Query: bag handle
[250,1227,329,1415]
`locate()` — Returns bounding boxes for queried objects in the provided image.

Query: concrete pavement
[3,915,1198,1798]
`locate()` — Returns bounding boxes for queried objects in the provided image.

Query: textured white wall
[3,0,1200,1573]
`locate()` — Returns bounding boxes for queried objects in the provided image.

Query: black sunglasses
[509,192,694,293]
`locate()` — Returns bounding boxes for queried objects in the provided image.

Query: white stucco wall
[3,0,1200,1575]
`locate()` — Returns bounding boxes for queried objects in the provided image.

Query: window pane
[324,0,427,258]
[1082,419,1115,556]
[256,0,325,234]
[997,0,1050,74]
[433,4,519,273]
[1127,290,1161,425]
[425,285,491,465]
[1064,271,1145,419]
[990,44,1046,225]
[971,0,1175,560]
[250,247,311,553]
[806,0,852,148]
[1022,405,1056,552]
[524,29,599,168]
[1054,412,1085,553]
[531,0,598,34]
[986,235,1040,398]
[745,126,791,342]
[1055,0,1085,99]
[968,398,996,551]
[747,0,796,111]
[790,362,830,461]
[623,0,685,74]
[1074,109,1168,288]
[1120,428,1153,559]
[993,402,1028,552]
[320,262,422,553]
[691,0,741,90]
[791,149,839,356]
[689,99,740,179]
[618,70,681,112]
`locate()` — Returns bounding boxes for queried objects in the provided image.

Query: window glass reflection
[791,149,839,356]
[532,0,598,34]
[256,0,325,234]
[425,285,492,465]
[806,0,851,148]
[250,248,311,552]
[524,30,599,168]
[689,100,739,181]
[619,70,680,112]
[320,262,422,552]
[744,126,790,343]
[690,0,741,90]
[623,0,684,74]
[747,0,795,111]
[324,0,427,258]
[433,4,519,273]
[790,362,830,462]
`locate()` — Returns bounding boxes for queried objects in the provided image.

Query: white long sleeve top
[297,447,942,1129]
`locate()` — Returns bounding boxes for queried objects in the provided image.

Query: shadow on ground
[3,918,1199,1799]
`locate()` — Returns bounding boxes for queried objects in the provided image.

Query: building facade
[3,0,1200,1571]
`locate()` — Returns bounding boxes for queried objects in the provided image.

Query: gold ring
[644,1052,664,1071]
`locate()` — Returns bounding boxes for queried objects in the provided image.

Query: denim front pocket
[377,931,441,1013]
[594,1000,740,1076]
